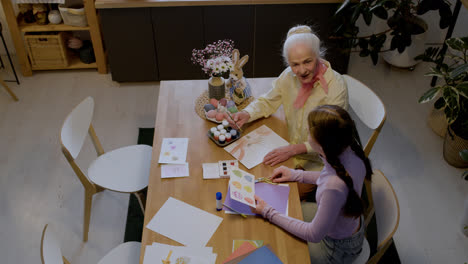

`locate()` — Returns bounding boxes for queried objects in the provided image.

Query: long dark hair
[308,105,372,218]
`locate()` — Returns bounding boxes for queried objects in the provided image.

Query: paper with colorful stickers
[158,138,189,164]
[229,167,255,208]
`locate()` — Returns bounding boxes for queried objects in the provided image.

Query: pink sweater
[261,147,366,243]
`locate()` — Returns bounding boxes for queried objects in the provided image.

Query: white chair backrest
[343,75,385,130]
[372,170,400,249]
[40,224,64,264]
[61,97,94,159]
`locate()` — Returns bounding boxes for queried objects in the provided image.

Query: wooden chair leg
[367,238,394,264]
[83,190,94,242]
[62,256,71,264]
[0,78,18,101]
[134,191,146,215]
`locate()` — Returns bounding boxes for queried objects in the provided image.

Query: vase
[427,106,447,138]
[443,126,468,168]
[208,76,225,100]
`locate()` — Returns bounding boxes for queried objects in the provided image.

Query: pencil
[222,203,247,218]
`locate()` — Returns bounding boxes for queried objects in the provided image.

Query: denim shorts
[308,215,365,264]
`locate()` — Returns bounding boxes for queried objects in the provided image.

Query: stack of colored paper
[143,242,217,264]
[222,243,283,264]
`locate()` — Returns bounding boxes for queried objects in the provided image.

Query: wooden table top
[139,78,311,264]
[95,0,342,9]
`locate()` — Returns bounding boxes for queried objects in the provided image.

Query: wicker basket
[25,32,69,69]
[443,126,468,168]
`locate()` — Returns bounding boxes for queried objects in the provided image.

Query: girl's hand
[270,166,293,183]
[251,195,268,215]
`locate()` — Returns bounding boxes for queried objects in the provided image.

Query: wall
[0,1,467,56]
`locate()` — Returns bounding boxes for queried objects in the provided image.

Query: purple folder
[224,183,290,216]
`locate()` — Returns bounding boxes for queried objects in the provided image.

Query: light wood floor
[0,54,467,263]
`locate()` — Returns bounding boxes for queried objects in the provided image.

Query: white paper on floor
[146,197,223,247]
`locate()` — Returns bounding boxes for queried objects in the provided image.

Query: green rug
[124,128,400,263]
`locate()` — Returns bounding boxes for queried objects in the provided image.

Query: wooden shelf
[19,20,90,32]
[32,56,97,70]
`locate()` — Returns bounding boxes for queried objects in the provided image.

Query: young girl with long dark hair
[252,104,372,263]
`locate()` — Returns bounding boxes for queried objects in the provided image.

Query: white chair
[60,97,152,242]
[41,224,141,264]
[343,75,387,224]
[352,170,400,264]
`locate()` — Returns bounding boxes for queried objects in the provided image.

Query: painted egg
[228,107,238,113]
[215,112,224,121]
[210,98,218,108]
[227,100,236,108]
[232,170,242,178]
[244,186,252,193]
[207,110,217,118]
[244,175,253,182]
[244,197,254,204]
[204,104,216,112]
[232,181,242,189]
[219,98,227,107]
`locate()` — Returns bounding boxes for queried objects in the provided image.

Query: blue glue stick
[216,192,222,211]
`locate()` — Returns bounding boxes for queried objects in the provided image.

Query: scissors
[255,177,278,185]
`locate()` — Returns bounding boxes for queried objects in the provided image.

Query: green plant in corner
[417,37,468,140]
[331,0,452,65]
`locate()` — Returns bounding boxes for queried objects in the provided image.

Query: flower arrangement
[191,39,235,77]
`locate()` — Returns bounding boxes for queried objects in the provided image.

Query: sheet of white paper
[146,197,223,247]
[202,163,220,179]
[224,125,289,169]
[158,138,189,164]
[161,163,189,178]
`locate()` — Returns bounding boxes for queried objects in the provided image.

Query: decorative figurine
[48,10,62,24]
[226,49,252,105]
[32,4,48,25]
[18,4,35,24]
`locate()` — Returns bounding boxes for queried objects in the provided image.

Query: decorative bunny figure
[227,49,252,105]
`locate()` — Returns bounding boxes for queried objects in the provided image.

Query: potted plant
[331,0,452,67]
[417,37,468,168]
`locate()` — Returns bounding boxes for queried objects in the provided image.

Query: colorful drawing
[244,197,254,204]
[224,125,290,169]
[232,181,242,189]
[229,167,255,208]
[232,170,242,178]
[158,138,189,164]
[232,190,243,200]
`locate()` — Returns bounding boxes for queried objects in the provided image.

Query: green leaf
[438,3,452,29]
[370,50,379,65]
[462,170,468,181]
[335,0,351,15]
[449,63,468,79]
[418,87,440,103]
[358,38,368,50]
[434,97,446,109]
[460,149,468,161]
[363,9,373,26]
[351,5,362,24]
[371,6,388,19]
[446,38,464,52]
[456,82,468,99]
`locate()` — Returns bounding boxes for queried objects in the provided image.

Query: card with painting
[158,138,189,164]
[229,168,255,208]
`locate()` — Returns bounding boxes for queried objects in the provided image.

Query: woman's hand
[251,195,268,215]
[263,145,296,166]
[270,165,293,183]
[224,111,250,129]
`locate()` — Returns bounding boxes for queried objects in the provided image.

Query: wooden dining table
[139,78,311,264]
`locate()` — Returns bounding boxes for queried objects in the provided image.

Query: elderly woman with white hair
[229,25,348,174]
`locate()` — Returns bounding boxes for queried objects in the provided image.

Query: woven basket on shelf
[195,87,254,121]
[427,107,448,138]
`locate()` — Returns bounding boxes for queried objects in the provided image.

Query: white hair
[282,25,325,65]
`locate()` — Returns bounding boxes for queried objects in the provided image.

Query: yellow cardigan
[243,60,349,168]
